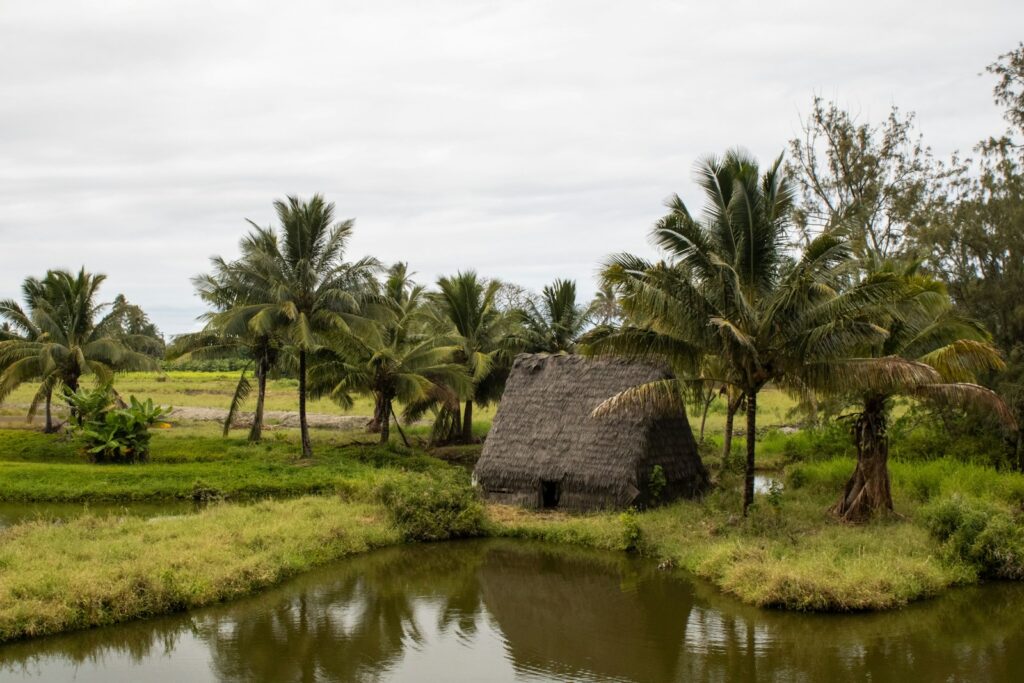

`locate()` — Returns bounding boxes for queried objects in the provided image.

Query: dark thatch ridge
[474,353,708,510]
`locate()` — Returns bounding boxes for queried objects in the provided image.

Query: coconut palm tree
[0,269,156,430]
[583,150,917,514]
[589,282,623,326]
[432,271,516,444]
[168,242,283,442]
[105,294,165,357]
[829,261,1015,521]
[227,195,379,457]
[310,276,469,445]
[361,262,430,434]
[0,278,51,429]
[518,279,591,353]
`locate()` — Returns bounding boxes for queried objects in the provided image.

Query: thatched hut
[473,353,708,510]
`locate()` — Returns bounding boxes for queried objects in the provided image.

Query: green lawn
[1,371,802,435]
[0,424,450,502]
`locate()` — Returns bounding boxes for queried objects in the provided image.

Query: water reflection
[1,540,1023,682]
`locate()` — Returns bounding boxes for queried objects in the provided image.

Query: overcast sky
[1,1,1021,334]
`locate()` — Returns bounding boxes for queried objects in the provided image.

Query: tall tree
[518,279,590,353]
[168,236,284,442]
[0,269,156,430]
[310,271,469,446]
[788,97,947,260]
[584,150,914,514]
[229,195,379,457]
[432,271,515,444]
[105,294,165,357]
[829,262,1013,521]
[910,44,1024,466]
[589,282,623,326]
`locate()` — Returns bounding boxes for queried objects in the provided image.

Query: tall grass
[0,466,485,643]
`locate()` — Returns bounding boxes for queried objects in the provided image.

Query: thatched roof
[474,353,708,510]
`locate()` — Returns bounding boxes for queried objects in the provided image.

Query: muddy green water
[1,539,1022,683]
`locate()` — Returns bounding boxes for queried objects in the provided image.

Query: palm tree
[363,262,429,434]
[0,278,51,429]
[518,279,591,353]
[432,271,516,444]
[168,242,283,442]
[829,262,1015,521]
[589,282,623,326]
[0,269,156,430]
[228,195,379,458]
[105,294,165,357]
[583,150,915,514]
[310,272,469,445]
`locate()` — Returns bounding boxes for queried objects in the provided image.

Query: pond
[0,501,198,530]
[1,539,1022,682]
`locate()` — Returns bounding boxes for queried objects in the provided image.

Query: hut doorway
[540,480,561,509]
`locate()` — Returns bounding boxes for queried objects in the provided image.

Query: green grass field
[0,371,803,435]
[0,424,453,502]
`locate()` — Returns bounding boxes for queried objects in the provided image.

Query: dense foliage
[65,383,169,463]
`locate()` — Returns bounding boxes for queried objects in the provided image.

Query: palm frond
[913,383,1017,430]
[224,367,253,436]
[591,378,686,419]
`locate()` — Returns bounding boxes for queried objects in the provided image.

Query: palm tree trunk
[390,401,410,448]
[462,399,474,444]
[832,396,893,522]
[723,394,741,464]
[699,394,713,443]
[43,387,55,434]
[380,399,391,445]
[65,374,81,425]
[449,401,462,442]
[742,392,757,516]
[298,349,312,458]
[367,393,386,434]
[249,360,267,443]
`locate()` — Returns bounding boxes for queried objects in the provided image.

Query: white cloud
[1,0,1020,333]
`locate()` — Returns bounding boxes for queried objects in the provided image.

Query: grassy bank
[490,458,1024,611]
[0,468,485,643]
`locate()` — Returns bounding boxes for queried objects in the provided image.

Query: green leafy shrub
[65,384,170,463]
[191,479,225,502]
[619,508,644,553]
[374,471,484,541]
[921,495,1024,579]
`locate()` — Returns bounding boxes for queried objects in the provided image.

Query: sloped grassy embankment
[494,457,1024,611]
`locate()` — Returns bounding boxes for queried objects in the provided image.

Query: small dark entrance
[540,480,561,509]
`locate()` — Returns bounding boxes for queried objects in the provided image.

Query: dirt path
[168,406,371,430]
